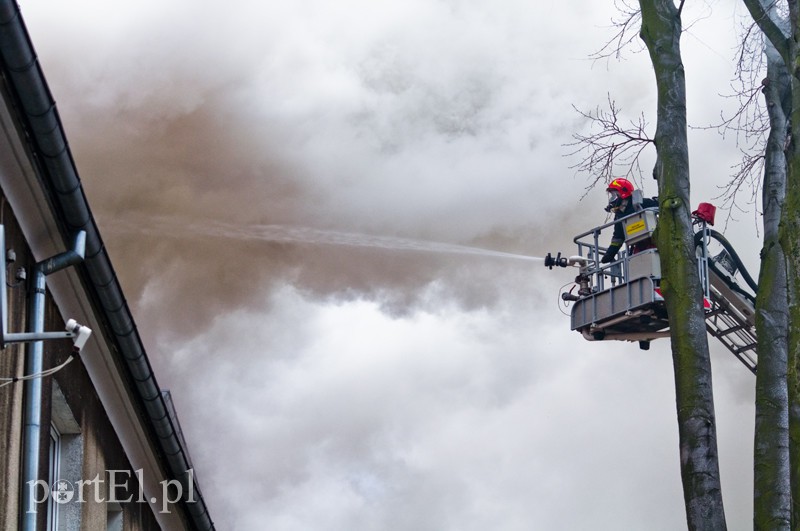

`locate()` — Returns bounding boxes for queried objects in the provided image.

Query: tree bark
[781,106,800,531]
[765,2,800,526]
[741,0,800,524]
[637,1,727,528]
[751,27,792,530]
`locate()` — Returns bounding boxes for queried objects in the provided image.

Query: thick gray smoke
[23,1,757,529]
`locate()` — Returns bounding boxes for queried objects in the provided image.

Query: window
[106,501,123,531]
[46,424,61,531]
[49,381,82,530]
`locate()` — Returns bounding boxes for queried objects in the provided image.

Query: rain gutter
[0,2,214,529]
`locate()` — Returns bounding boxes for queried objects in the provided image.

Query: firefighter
[601,178,658,263]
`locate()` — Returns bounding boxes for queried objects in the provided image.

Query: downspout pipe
[0,2,215,529]
[21,231,85,530]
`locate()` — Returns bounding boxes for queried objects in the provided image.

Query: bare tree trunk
[771,2,800,525]
[744,0,800,529]
[781,98,800,531]
[637,1,727,528]
[753,33,792,530]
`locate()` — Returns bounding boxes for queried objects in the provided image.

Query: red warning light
[692,203,716,226]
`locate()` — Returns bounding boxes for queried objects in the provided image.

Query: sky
[21,0,763,529]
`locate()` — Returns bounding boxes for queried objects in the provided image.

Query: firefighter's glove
[601,244,620,264]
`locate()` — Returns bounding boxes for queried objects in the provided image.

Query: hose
[693,229,757,304]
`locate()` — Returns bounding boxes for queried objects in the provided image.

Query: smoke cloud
[23,1,757,529]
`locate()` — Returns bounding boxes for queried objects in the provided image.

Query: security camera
[65,319,92,352]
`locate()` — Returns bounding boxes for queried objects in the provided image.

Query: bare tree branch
[742,0,791,63]
[564,95,654,194]
[580,0,772,216]
[682,13,771,225]
[589,0,644,61]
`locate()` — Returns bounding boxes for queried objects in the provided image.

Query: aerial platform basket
[545,200,758,374]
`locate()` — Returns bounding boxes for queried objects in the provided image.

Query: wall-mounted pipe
[21,231,85,531]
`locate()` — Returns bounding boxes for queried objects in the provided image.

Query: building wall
[0,193,161,529]
[0,201,31,529]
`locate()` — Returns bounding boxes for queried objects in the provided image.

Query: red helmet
[605,178,635,212]
[606,178,634,199]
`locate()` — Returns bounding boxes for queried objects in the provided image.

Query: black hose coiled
[693,229,757,304]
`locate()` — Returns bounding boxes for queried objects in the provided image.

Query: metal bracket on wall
[0,224,92,350]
